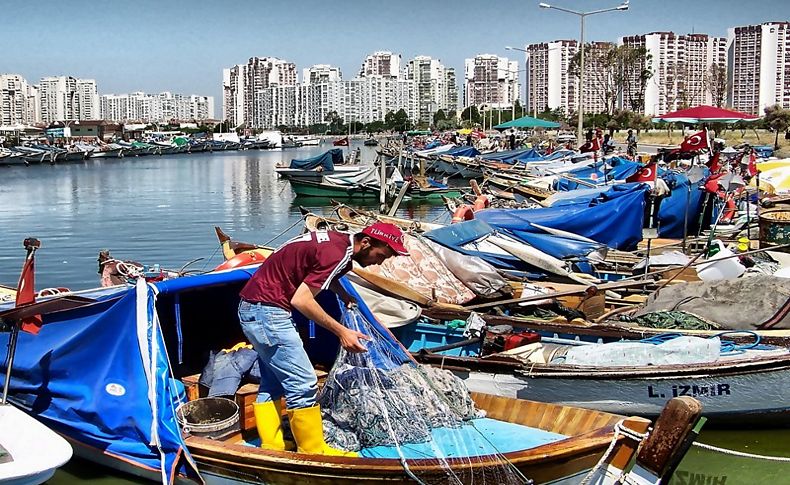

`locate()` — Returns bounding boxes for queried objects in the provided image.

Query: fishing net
[318,304,532,485]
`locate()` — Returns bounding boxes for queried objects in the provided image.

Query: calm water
[1,142,788,483]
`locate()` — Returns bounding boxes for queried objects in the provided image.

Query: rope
[692,442,790,462]
[263,216,305,246]
[579,421,649,485]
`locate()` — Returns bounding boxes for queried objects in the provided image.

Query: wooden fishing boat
[397,318,790,427]
[0,252,701,485]
[332,203,445,232]
[288,177,383,198]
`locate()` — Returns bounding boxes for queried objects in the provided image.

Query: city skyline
[2,0,786,108]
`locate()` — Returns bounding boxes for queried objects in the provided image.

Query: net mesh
[318,304,532,485]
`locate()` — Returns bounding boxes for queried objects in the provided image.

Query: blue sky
[2,0,785,110]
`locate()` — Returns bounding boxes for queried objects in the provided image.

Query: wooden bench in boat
[182,370,328,432]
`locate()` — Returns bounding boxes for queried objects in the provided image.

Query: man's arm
[291,282,369,353]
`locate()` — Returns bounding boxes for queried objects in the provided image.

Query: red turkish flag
[706,151,721,172]
[332,137,349,146]
[627,161,658,184]
[748,152,758,177]
[16,253,43,334]
[680,131,709,152]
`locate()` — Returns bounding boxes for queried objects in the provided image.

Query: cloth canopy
[652,105,759,124]
[494,116,560,130]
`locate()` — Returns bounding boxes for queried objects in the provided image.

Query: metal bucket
[176,397,239,439]
[759,208,790,252]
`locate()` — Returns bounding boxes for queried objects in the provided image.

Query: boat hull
[421,355,790,426]
[288,179,380,198]
[432,157,483,178]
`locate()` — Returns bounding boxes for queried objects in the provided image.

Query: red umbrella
[652,105,760,124]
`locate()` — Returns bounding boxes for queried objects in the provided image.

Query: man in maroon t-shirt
[238,222,408,456]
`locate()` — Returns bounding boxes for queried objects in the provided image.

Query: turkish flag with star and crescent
[626,161,658,184]
[680,130,709,152]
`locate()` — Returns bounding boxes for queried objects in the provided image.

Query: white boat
[0,405,72,485]
[258,130,283,149]
[406,325,790,427]
[291,134,320,146]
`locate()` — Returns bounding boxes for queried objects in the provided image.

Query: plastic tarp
[414,144,455,157]
[289,148,344,171]
[476,183,649,250]
[423,220,526,270]
[420,237,513,298]
[325,167,381,187]
[444,146,480,158]
[553,157,641,191]
[656,171,708,238]
[0,281,201,483]
[480,148,534,163]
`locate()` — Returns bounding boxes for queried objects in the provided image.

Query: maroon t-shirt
[239,230,353,311]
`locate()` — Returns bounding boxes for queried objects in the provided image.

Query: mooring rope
[579,421,649,485]
[692,442,790,462]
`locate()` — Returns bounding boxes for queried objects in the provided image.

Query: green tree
[384,109,412,131]
[764,104,790,149]
[460,106,481,125]
[365,120,386,133]
[324,111,344,133]
[569,42,619,115]
[619,46,653,113]
[433,109,446,125]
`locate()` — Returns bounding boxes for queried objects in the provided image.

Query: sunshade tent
[494,116,560,130]
[652,105,760,124]
[750,166,790,194]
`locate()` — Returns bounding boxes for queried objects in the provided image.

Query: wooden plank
[636,396,703,478]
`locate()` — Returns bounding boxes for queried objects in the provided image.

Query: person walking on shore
[626,129,638,158]
[237,223,408,456]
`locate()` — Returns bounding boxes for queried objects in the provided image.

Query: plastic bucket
[176,397,239,438]
[696,240,745,281]
[759,208,790,252]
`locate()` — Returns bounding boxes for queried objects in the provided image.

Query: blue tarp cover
[553,157,641,191]
[445,146,480,158]
[290,148,344,170]
[424,220,524,270]
[477,183,649,250]
[656,170,708,238]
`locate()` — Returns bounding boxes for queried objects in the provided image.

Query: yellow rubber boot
[273,400,296,451]
[287,405,358,457]
[253,400,286,451]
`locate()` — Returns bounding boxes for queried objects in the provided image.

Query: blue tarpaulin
[444,146,480,158]
[480,148,535,163]
[290,148,344,170]
[553,157,641,191]
[424,220,525,270]
[0,281,201,483]
[656,171,708,238]
[477,183,649,250]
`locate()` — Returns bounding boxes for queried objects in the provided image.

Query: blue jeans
[237,300,318,409]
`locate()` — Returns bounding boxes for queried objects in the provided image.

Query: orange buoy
[213,250,268,271]
[451,204,475,223]
[473,195,490,212]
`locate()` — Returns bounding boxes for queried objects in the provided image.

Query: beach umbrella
[652,105,759,124]
[750,166,790,194]
[494,115,560,130]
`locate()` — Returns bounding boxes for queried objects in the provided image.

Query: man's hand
[339,327,371,353]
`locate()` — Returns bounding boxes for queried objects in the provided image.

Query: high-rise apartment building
[620,32,727,115]
[729,22,790,114]
[463,55,519,109]
[405,56,459,124]
[0,74,39,125]
[222,57,297,128]
[525,40,578,116]
[37,76,99,123]
[299,65,344,126]
[359,51,401,78]
[99,92,214,122]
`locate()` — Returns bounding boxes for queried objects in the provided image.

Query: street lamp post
[538,1,628,148]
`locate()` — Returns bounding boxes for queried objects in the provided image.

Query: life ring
[213,250,268,271]
[451,204,475,223]
[473,195,490,212]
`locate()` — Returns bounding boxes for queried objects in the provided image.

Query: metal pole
[683,184,690,253]
[577,14,585,148]
[2,325,20,405]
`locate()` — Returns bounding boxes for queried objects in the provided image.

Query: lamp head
[505,46,514,50]
[539,2,551,8]
[617,1,629,10]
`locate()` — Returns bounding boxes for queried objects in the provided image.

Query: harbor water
[1,142,788,484]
